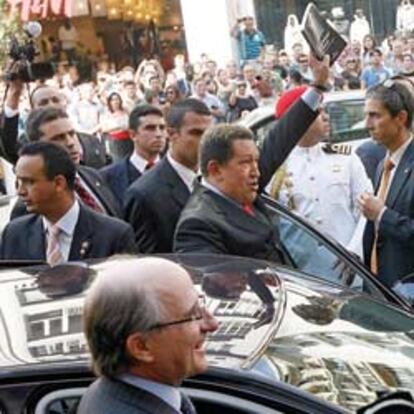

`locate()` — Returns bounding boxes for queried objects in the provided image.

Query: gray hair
[199,124,254,176]
[83,259,166,378]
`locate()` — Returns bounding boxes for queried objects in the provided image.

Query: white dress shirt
[167,152,197,192]
[130,152,160,174]
[43,200,80,261]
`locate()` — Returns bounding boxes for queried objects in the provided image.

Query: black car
[0,252,414,413]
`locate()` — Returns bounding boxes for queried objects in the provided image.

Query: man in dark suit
[10,107,121,219]
[124,98,213,253]
[100,104,166,206]
[125,55,329,253]
[0,142,136,262]
[174,124,290,262]
[78,257,218,413]
[1,82,108,168]
[358,79,414,287]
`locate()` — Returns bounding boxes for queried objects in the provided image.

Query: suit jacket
[10,165,122,220]
[174,185,287,263]
[0,114,108,168]
[78,377,183,414]
[0,204,136,261]
[355,139,386,184]
[363,141,414,287]
[124,97,319,254]
[124,157,189,253]
[100,157,141,206]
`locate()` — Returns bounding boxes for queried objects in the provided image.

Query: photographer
[230,15,266,67]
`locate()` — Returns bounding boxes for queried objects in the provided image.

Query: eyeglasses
[148,295,207,330]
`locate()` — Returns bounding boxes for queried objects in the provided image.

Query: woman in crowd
[99,92,132,162]
[362,34,377,64]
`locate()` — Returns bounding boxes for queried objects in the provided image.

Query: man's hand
[4,60,25,111]
[309,54,330,88]
[357,192,384,221]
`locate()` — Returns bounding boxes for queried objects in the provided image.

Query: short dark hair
[18,141,76,190]
[129,104,164,131]
[167,98,211,129]
[200,124,254,176]
[369,48,383,57]
[367,80,414,128]
[26,107,69,142]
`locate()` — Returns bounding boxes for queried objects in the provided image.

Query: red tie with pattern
[145,160,155,171]
[74,177,104,213]
[242,203,255,216]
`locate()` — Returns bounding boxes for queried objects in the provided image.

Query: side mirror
[392,273,414,308]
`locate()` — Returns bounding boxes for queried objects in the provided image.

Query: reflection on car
[0,254,414,413]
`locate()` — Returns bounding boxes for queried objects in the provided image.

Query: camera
[4,22,55,82]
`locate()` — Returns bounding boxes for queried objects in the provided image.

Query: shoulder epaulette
[322,143,352,155]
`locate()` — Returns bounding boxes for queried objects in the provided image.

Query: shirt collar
[201,178,248,210]
[130,152,159,174]
[43,200,80,236]
[388,137,412,168]
[118,373,181,412]
[167,152,197,191]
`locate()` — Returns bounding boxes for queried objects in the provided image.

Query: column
[180,0,255,66]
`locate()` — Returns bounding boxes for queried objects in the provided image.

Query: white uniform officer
[269,87,372,250]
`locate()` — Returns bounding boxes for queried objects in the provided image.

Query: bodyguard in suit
[10,107,121,219]
[358,78,414,287]
[78,257,218,414]
[124,99,213,253]
[100,104,166,206]
[0,142,136,263]
[174,124,289,262]
[1,82,108,168]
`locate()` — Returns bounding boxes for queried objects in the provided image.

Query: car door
[262,195,409,310]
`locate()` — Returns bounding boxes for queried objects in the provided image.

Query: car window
[264,199,386,301]
[326,99,368,143]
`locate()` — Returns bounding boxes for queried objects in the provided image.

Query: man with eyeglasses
[358,77,414,287]
[100,104,167,206]
[78,257,218,414]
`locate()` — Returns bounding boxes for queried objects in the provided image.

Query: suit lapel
[126,159,141,185]
[69,206,94,260]
[161,158,190,208]
[386,142,414,207]
[28,216,47,260]
[78,166,118,216]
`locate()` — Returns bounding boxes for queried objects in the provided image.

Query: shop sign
[6,0,73,21]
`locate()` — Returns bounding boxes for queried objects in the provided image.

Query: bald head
[83,257,194,378]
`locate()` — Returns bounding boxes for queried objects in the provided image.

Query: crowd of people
[1,7,414,412]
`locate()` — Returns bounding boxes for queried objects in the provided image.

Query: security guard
[269,87,372,250]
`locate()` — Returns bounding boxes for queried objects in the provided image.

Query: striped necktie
[47,225,63,266]
[74,177,104,213]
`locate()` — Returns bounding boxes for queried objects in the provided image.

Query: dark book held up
[301,3,347,66]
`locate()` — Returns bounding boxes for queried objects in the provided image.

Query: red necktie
[74,177,104,213]
[242,203,255,216]
[145,160,155,171]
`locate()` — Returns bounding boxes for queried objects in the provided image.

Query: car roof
[0,254,413,412]
[239,89,367,128]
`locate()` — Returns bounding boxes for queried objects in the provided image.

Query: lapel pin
[80,241,90,256]
[96,181,101,187]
